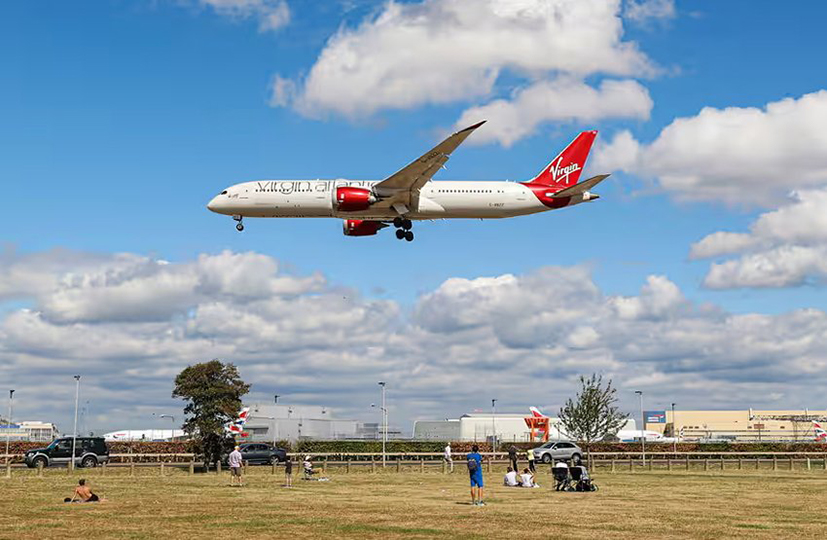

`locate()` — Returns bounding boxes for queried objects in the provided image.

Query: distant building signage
[645,411,666,424]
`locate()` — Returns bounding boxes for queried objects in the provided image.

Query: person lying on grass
[64,479,101,503]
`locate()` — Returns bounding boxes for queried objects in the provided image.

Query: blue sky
[3,0,827,433]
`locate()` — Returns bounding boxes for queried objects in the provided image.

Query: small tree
[172,359,250,468]
[558,374,628,451]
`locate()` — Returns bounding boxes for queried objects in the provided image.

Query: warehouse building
[644,409,827,442]
[0,421,59,442]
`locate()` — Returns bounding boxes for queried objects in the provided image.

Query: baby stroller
[570,465,598,492]
[552,466,574,492]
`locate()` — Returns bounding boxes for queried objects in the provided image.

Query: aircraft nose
[207,196,220,212]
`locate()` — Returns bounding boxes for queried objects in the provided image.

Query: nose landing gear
[233,215,244,232]
[393,217,414,241]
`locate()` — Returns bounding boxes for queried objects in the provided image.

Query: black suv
[24,437,110,468]
[222,443,288,465]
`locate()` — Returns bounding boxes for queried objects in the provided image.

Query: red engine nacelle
[343,219,386,237]
[335,187,376,212]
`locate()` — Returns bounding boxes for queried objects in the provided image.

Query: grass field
[2,466,827,539]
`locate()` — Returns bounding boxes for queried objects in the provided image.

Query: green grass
[2,467,827,539]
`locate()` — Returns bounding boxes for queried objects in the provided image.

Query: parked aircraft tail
[226,407,250,435]
[527,131,597,188]
[814,421,827,442]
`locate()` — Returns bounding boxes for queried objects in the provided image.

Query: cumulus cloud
[197,0,290,32]
[595,90,827,206]
[275,0,656,130]
[691,188,827,288]
[4,250,827,432]
[455,78,652,147]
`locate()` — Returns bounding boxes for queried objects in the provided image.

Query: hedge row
[7,440,827,456]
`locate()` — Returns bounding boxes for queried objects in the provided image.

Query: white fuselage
[207,179,586,220]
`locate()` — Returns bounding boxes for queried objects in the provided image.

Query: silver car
[532,440,583,464]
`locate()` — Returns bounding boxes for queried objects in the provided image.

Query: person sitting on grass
[520,468,537,488]
[303,455,315,478]
[503,466,520,487]
[65,479,100,503]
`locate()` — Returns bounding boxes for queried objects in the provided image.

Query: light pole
[491,399,497,456]
[378,382,387,467]
[635,391,644,465]
[273,395,280,443]
[5,390,14,468]
[71,376,81,472]
[671,402,677,453]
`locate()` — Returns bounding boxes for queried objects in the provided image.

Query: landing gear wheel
[402,219,413,230]
[236,223,244,232]
[395,229,406,240]
[233,215,244,232]
[404,231,414,242]
[393,217,404,228]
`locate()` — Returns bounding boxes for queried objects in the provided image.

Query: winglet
[459,120,486,133]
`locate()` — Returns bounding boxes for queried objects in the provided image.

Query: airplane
[103,429,186,442]
[226,407,251,437]
[207,122,609,242]
[813,421,827,442]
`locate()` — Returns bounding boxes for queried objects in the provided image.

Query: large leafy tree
[558,374,629,449]
[172,359,250,468]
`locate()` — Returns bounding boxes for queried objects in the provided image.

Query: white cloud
[6,249,827,433]
[455,78,652,147]
[197,0,290,32]
[596,90,827,206]
[624,0,675,23]
[276,0,655,121]
[692,188,827,288]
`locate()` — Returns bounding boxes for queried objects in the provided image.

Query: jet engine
[342,219,387,237]
[334,187,376,212]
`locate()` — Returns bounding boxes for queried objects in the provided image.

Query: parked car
[531,440,583,464]
[222,443,288,466]
[24,437,110,469]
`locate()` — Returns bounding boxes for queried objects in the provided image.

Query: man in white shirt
[444,443,453,472]
[503,467,520,487]
[228,445,243,486]
[520,468,536,488]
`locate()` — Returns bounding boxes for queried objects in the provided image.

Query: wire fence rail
[4,451,827,478]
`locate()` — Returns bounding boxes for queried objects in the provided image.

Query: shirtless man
[66,479,99,502]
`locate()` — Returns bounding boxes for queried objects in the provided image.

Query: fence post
[160,462,165,477]
[217,461,222,474]
[629,457,634,472]
[5,461,10,478]
[442,460,446,474]
[823,455,827,471]
[611,459,616,473]
[756,458,759,470]
[420,459,424,473]
[738,458,742,470]
[37,461,44,477]
[773,456,778,471]
[486,457,491,473]
[789,457,794,471]
[807,457,811,471]
[685,457,690,471]
[648,458,653,471]
[667,459,672,471]
[322,458,327,473]
[720,457,724,471]
[101,462,106,477]
[190,461,195,475]
[704,459,709,471]
[130,462,135,477]
[396,459,401,473]
[370,458,375,473]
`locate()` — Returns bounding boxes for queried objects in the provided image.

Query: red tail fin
[527,130,597,187]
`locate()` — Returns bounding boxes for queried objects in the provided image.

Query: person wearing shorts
[284,458,293,488]
[467,444,484,506]
[228,445,243,486]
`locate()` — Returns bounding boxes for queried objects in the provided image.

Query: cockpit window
[221,190,228,195]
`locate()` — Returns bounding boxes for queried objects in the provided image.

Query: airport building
[0,421,60,442]
[412,413,566,443]
[240,403,403,442]
[644,409,827,442]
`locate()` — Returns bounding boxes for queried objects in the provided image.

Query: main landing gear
[392,217,414,242]
[233,215,244,232]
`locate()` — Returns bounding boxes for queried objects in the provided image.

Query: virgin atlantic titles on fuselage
[207,121,610,242]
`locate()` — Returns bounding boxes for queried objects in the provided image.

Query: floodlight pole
[5,390,14,468]
[71,376,81,472]
[491,399,497,456]
[379,382,387,467]
[635,391,645,465]
[671,402,677,453]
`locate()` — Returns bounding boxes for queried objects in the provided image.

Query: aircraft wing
[550,174,610,198]
[373,120,485,213]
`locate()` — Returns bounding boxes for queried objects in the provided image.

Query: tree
[558,374,629,450]
[172,359,250,468]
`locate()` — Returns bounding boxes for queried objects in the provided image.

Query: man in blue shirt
[467,444,485,506]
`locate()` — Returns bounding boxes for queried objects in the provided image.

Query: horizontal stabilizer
[551,174,610,198]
